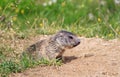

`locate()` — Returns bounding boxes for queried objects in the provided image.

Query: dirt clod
[84,53,94,58]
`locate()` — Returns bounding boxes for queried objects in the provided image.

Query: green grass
[0,60,21,77]
[0,50,62,77]
[0,0,120,39]
[0,0,120,76]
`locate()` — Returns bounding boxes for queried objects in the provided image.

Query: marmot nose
[73,39,80,47]
[77,41,80,45]
[77,39,80,45]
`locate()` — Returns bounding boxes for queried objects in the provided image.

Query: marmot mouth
[73,42,80,47]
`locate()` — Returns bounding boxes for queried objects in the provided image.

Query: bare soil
[10,36,120,77]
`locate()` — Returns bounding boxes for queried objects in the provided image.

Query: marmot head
[51,30,80,49]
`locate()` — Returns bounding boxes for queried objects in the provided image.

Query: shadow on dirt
[63,56,78,63]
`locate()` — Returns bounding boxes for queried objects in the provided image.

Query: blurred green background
[0,0,120,39]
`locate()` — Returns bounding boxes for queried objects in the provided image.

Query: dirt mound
[10,37,120,77]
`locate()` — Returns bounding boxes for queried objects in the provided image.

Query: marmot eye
[68,36,73,39]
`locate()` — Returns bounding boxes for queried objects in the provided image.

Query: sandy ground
[10,36,120,77]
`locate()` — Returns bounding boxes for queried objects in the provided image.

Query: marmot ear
[49,34,59,42]
[50,33,63,42]
[59,32,64,36]
[57,30,64,34]
[55,31,64,37]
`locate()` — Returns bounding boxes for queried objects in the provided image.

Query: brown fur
[23,30,80,60]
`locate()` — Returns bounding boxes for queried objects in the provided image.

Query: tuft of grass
[0,53,62,77]
[20,53,62,69]
[0,60,21,77]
